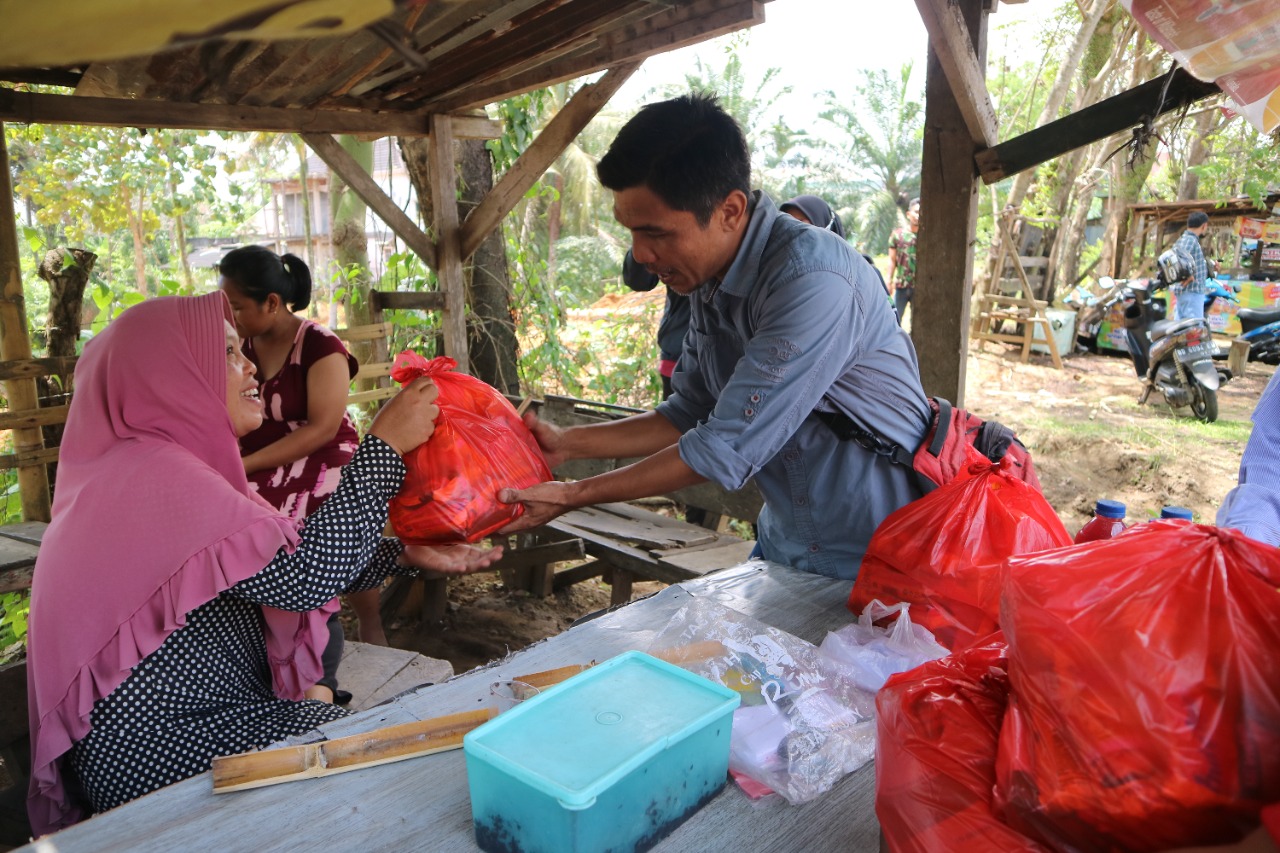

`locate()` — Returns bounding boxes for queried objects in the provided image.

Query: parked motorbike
[1235,305,1280,365]
[1122,279,1232,423]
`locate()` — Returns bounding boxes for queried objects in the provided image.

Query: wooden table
[20,561,876,853]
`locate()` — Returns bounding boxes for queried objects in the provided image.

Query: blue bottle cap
[1160,506,1193,520]
[1094,499,1126,519]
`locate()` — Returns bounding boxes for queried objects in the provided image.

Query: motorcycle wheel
[1189,381,1219,423]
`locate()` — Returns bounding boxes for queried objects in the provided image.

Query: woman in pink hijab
[25,292,501,835]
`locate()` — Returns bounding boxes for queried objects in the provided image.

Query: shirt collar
[716,190,773,298]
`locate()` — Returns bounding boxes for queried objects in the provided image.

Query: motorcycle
[1235,304,1280,365]
[1122,278,1232,423]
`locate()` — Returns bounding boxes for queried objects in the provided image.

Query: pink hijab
[26,292,331,834]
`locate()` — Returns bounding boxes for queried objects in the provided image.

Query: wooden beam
[0,89,500,139]
[914,0,999,149]
[371,290,445,312]
[975,67,1220,184]
[0,355,77,382]
[913,0,988,406]
[0,123,51,522]
[459,62,640,261]
[429,114,469,372]
[429,0,762,114]
[302,132,437,270]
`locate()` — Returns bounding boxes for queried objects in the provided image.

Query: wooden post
[429,114,468,373]
[0,123,52,522]
[913,0,988,406]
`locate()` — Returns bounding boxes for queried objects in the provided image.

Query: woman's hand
[497,480,578,533]
[400,542,505,575]
[369,377,439,456]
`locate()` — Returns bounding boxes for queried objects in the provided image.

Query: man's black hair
[596,92,750,226]
[1188,211,1209,228]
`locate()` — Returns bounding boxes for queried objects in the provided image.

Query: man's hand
[497,480,579,533]
[400,542,505,575]
[368,377,439,456]
[521,410,570,470]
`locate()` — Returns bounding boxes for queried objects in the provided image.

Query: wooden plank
[560,504,717,550]
[657,539,757,579]
[335,642,453,713]
[609,566,634,606]
[0,124,50,523]
[0,562,34,594]
[974,67,1220,184]
[302,132,438,270]
[0,404,70,431]
[0,356,77,382]
[0,521,47,546]
[459,62,639,261]
[913,0,986,406]
[913,0,998,148]
[0,89,500,140]
[551,559,605,591]
[428,114,469,372]
[491,539,586,573]
[210,708,493,794]
[0,537,38,593]
[333,323,394,342]
[0,446,60,471]
[429,0,763,114]
[346,388,398,406]
[353,362,393,381]
[370,290,445,312]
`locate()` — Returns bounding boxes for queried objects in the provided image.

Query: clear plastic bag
[818,600,949,693]
[649,596,876,805]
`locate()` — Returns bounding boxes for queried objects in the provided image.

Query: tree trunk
[329,136,374,373]
[459,139,519,394]
[1176,108,1221,201]
[36,247,95,490]
[295,136,319,319]
[128,187,148,295]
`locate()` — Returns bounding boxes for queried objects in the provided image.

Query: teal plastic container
[464,651,740,853]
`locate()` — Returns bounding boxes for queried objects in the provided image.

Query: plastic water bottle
[1160,506,1194,521]
[1074,499,1127,544]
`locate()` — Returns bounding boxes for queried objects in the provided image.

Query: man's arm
[1217,369,1280,545]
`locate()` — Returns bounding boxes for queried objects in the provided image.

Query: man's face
[614,185,748,295]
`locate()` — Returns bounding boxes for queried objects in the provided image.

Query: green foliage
[0,591,29,664]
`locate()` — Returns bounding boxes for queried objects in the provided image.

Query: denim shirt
[1218,368,1280,546]
[657,192,931,579]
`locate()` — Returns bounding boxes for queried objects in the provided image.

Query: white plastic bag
[818,600,949,693]
[649,596,877,805]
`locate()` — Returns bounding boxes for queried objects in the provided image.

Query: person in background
[1217,368,1280,546]
[502,94,930,580]
[887,198,920,323]
[219,246,383,705]
[25,292,501,834]
[1172,210,1211,321]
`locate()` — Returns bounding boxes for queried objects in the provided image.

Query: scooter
[1234,305,1280,365]
[1123,279,1232,423]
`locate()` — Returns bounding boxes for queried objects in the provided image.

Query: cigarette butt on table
[211,707,495,794]
[515,397,533,417]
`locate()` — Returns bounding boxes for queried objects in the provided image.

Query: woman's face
[224,320,263,437]
[219,277,276,339]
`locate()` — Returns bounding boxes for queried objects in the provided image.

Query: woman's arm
[242,352,352,475]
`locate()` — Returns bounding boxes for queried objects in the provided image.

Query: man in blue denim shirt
[499,94,931,580]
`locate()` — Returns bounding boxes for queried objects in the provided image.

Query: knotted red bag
[387,352,551,544]
[848,446,1071,651]
[994,521,1280,851]
[876,637,1050,853]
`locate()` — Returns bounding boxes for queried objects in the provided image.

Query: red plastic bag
[876,637,1050,853]
[387,353,551,544]
[848,448,1071,651]
[994,521,1280,851]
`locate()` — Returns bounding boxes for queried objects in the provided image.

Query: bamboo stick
[211,707,495,794]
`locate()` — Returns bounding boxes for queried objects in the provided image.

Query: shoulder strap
[927,397,950,457]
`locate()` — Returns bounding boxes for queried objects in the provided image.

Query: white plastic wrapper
[818,600,949,693]
[649,596,876,804]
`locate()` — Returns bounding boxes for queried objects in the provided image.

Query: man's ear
[717,189,750,233]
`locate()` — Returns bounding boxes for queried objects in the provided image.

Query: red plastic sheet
[848,450,1071,651]
[995,521,1280,851]
[387,353,551,544]
[876,638,1049,853]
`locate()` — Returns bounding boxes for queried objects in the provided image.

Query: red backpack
[816,397,1040,494]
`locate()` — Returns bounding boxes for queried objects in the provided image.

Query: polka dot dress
[69,437,410,814]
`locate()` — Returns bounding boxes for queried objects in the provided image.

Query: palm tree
[815,65,924,253]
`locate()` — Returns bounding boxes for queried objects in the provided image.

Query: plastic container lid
[1094,499,1126,519]
[1160,506,1194,520]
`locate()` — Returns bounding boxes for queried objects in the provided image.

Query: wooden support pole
[914,0,988,406]
[914,0,998,148]
[429,114,469,372]
[0,122,51,522]
[458,62,640,261]
[302,132,437,270]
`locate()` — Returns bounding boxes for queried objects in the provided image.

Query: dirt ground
[369,340,1271,677]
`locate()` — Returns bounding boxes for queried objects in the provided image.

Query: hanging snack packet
[387,352,551,544]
